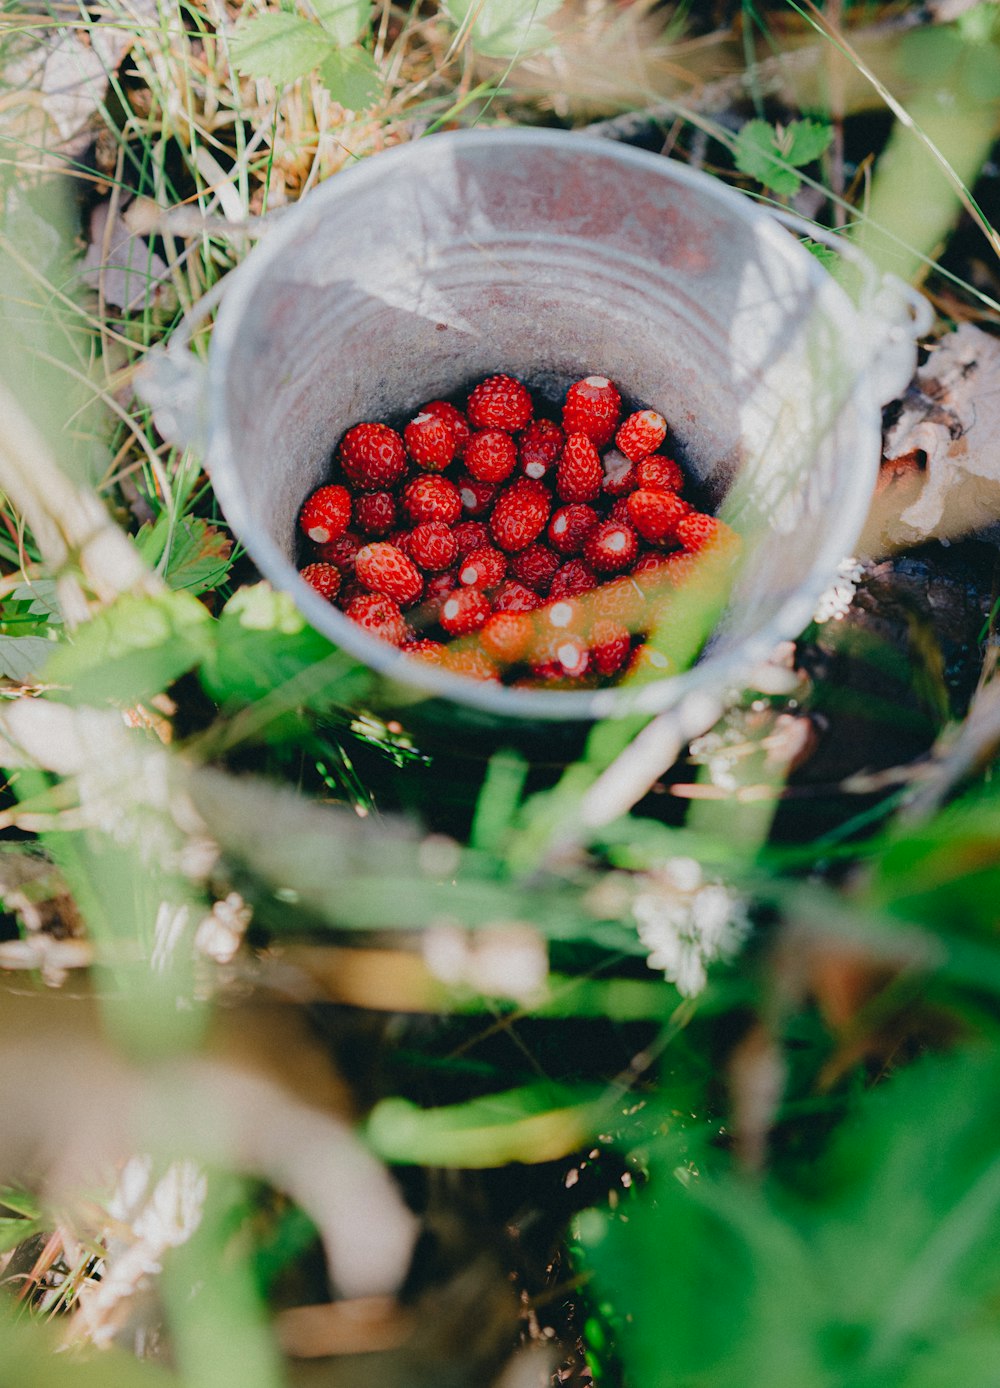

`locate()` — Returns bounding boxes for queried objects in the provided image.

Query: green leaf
[734,118,833,197]
[136,516,233,595]
[4,580,61,625]
[0,634,55,681]
[230,13,334,85]
[42,591,212,707]
[317,46,379,109]
[784,118,836,168]
[445,0,562,59]
[313,0,371,47]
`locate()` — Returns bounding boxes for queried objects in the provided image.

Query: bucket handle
[135,274,232,453]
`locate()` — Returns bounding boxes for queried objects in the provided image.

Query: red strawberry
[635,455,684,492]
[452,520,491,558]
[404,413,455,471]
[626,488,692,543]
[557,434,602,503]
[419,568,459,619]
[356,542,424,607]
[659,549,702,586]
[549,559,597,600]
[539,596,587,636]
[562,375,621,447]
[631,552,675,593]
[421,401,472,458]
[479,611,535,664]
[615,410,667,463]
[532,634,590,681]
[465,429,517,483]
[583,520,639,574]
[457,475,499,519]
[547,504,599,555]
[510,543,560,595]
[440,646,499,681]
[354,491,397,536]
[609,496,634,524]
[467,374,533,432]
[407,521,458,571]
[402,474,462,526]
[593,575,646,627]
[404,639,446,663]
[345,592,409,646]
[459,546,507,589]
[299,562,341,600]
[590,619,631,677]
[601,449,636,498]
[299,485,351,544]
[440,587,492,636]
[518,419,565,480]
[339,422,408,490]
[492,580,542,613]
[315,529,361,574]
[490,479,551,552]
[676,512,740,555]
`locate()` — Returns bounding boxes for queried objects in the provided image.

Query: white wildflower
[423,922,547,1004]
[633,859,750,998]
[813,557,864,624]
[194,892,252,963]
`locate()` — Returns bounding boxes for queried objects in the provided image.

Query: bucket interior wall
[213,135,872,693]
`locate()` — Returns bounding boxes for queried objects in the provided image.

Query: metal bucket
[142,128,928,732]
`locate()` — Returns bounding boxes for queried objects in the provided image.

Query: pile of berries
[296,374,739,686]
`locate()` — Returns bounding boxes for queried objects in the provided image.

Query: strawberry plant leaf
[734,118,833,197]
[313,0,371,48]
[445,0,562,59]
[0,634,56,681]
[784,118,836,168]
[230,13,335,86]
[317,46,379,110]
[136,515,233,595]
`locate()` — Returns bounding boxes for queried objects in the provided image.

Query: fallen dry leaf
[81,201,171,313]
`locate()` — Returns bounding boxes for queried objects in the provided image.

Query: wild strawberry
[465,429,517,483]
[539,596,587,636]
[609,496,634,524]
[490,479,551,552]
[354,491,397,536]
[421,401,472,458]
[452,520,491,558]
[631,552,675,592]
[339,422,408,490]
[404,413,455,471]
[562,376,621,447]
[440,586,492,636]
[402,474,462,526]
[615,410,667,463]
[315,529,361,574]
[531,634,590,681]
[518,419,565,480]
[492,580,541,613]
[549,559,597,600]
[299,485,352,544]
[467,374,533,432]
[626,488,692,544]
[583,520,638,574]
[636,455,684,492]
[387,528,411,550]
[593,575,646,627]
[299,562,341,600]
[440,646,499,681]
[419,569,459,619]
[557,434,603,504]
[459,546,508,589]
[601,449,636,498]
[407,521,458,572]
[339,579,366,609]
[356,542,424,607]
[590,619,631,677]
[659,549,702,586]
[457,475,499,519]
[404,638,446,663]
[548,504,599,555]
[479,611,535,664]
[676,512,740,555]
[346,592,409,646]
[510,543,560,595]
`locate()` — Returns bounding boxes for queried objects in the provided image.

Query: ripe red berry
[538,596,587,637]
[457,475,499,519]
[609,496,634,524]
[467,374,533,432]
[593,575,646,626]
[509,543,561,594]
[583,520,639,574]
[518,419,565,480]
[407,521,458,571]
[465,429,517,484]
[440,586,492,636]
[556,434,603,504]
[548,504,599,555]
[345,592,409,646]
[299,562,342,600]
[356,542,424,607]
[402,474,462,526]
[354,490,397,536]
[315,529,361,573]
[459,546,507,589]
[549,559,597,600]
[490,479,551,552]
[420,401,472,458]
[631,552,687,593]
[404,412,456,471]
[676,512,740,556]
[615,410,667,463]
[440,646,499,682]
[601,450,636,499]
[635,455,684,492]
[492,580,541,613]
[452,520,491,558]
[339,422,408,490]
[404,639,446,663]
[590,619,631,677]
[479,611,535,664]
[626,488,692,544]
[532,633,590,681]
[562,376,621,447]
[419,569,459,618]
[299,485,352,545]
